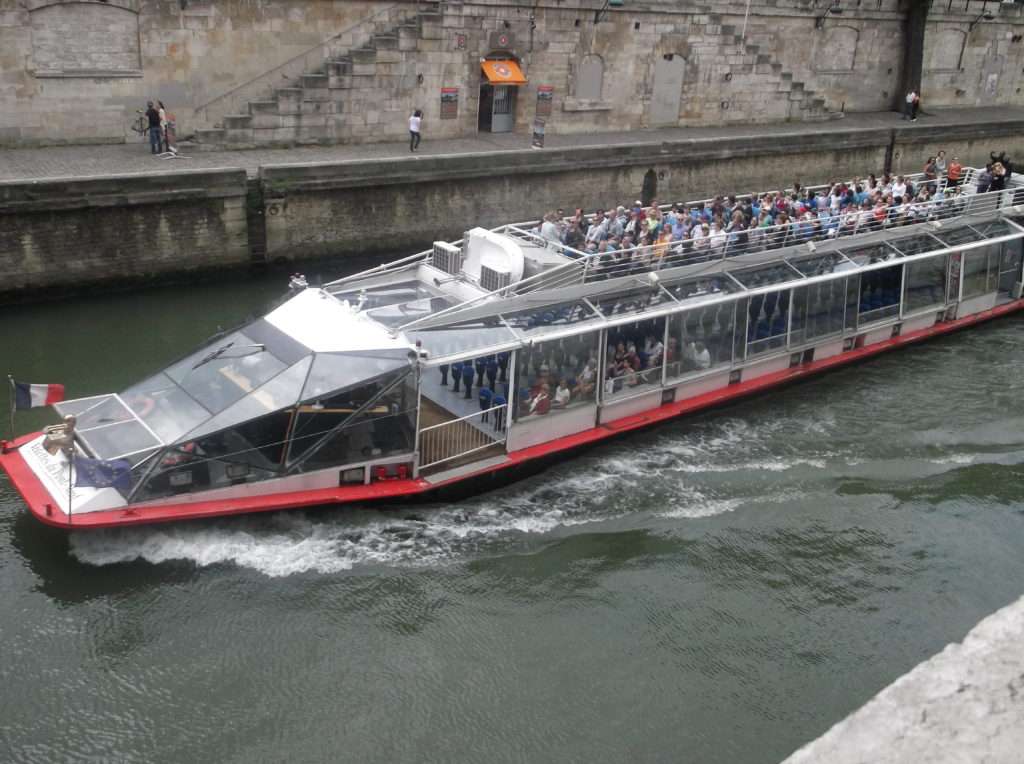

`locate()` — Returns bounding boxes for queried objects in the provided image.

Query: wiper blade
[190,343,267,370]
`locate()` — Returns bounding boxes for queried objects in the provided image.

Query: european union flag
[74,456,132,492]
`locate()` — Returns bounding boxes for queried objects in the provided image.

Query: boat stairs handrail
[418,403,507,470]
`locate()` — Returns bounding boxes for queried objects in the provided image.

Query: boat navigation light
[806,240,817,252]
[647,271,660,286]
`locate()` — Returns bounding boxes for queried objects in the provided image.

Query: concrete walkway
[783,594,1024,764]
[2,107,1023,182]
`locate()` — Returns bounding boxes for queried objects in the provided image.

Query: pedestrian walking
[409,109,422,152]
[145,101,161,154]
[903,90,918,121]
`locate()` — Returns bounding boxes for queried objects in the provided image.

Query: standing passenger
[145,101,161,154]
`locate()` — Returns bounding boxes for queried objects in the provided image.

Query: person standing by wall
[903,90,917,121]
[145,101,161,154]
[408,109,422,152]
[157,101,168,152]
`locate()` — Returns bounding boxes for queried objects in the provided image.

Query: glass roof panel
[730,261,804,288]
[76,396,135,430]
[888,233,945,256]
[592,287,675,318]
[78,420,161,461]
[405,325,519,360]
[121,373,211,444]
[935,225,984,247]
[967,220,1017,240]
[54,394,113,419]
[302,352,411,402]
[841,242,900,266]
[785,252,851,277]
[365,295,458,329]
[501,300,598,330]
[164,330,288,415]
[662,274,740,303]
[181,357,313,442]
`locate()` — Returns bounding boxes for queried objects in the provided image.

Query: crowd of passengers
[531,152,1016,270]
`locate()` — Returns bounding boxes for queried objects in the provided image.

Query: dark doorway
[478,83,494,132]
[641,169,657,206]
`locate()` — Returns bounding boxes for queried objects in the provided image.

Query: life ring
[130,394,155,418]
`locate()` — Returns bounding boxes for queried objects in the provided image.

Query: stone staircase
[697,14,842,124]
[194,2,442,148]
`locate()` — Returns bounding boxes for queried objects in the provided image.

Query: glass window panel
[293,372,416,469]
[746,288,792,357]
[998,240,1024,297]
[330,280,439,310]
[858,264,902,324]
[121,373,211,444]
[302,352,410,402]
[601,317,669,400]
[843,243,899,267]
[790,277,847,345]
[78,420,160,460]
[730,261,803,288]
[662,274,740,304]
[961,247,993,299]
[165,330,287,414]
[902,255,948,314]
[667,302,735,379]
[136,438,279,503]
[182,357,313,442]
[513,332,601,419]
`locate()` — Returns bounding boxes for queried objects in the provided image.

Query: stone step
[275,88,303,114]
[301,73,329,89]
[223,114,253,129]
[249,100,278,115]
[351,47,377,64]
[372,33,399,49]
[194,128,224,143]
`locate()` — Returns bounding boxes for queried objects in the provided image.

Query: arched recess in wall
[575,54,604,101]
[641,169,657,206]
[811,25,859,73]
[924,27,966,72]
[28,0,142,77]
[649,53,686,127]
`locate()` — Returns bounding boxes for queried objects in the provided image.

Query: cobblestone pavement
[1,107,1022,182]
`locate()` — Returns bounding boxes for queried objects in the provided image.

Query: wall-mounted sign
[536,85,553,117]
[440,87,459,119]
[488,31,516,50]
[531,118,545,149]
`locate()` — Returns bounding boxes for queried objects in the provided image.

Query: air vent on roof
[480,264,512,292]
[432,241,463,275]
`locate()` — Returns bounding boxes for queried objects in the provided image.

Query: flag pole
[67,447,73,528]
[6,375,14,440]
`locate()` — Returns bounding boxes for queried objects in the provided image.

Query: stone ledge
[562,98,615,112]
[32,68,144,79]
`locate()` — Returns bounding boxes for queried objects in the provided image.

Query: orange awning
[481,59,527,85]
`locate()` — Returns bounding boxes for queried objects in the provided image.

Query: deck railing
[418,404,507,470]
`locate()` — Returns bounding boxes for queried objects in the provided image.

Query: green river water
[1,266,1022,763]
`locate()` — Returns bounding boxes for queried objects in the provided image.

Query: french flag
[13,381,65,410]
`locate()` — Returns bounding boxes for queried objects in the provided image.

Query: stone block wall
[2,0,1024,148]
[0,169,250,297]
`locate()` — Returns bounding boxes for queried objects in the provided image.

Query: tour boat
[3,171,1023,528]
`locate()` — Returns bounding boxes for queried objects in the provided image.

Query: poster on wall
[536,85,553,118]
[440,87,459,119]
[531,118,546,149]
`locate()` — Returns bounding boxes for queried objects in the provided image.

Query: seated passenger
[693,341,712,370]
[552,379,571,409]
[528,384,551,416]
[575,359,597,398]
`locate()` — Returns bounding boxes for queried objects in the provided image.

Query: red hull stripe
[2,299,1021,529]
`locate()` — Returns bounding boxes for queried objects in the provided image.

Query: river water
[1,267,1022,764]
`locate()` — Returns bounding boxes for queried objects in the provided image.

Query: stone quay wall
[0,169,250,298]
[1,0,1023,148]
